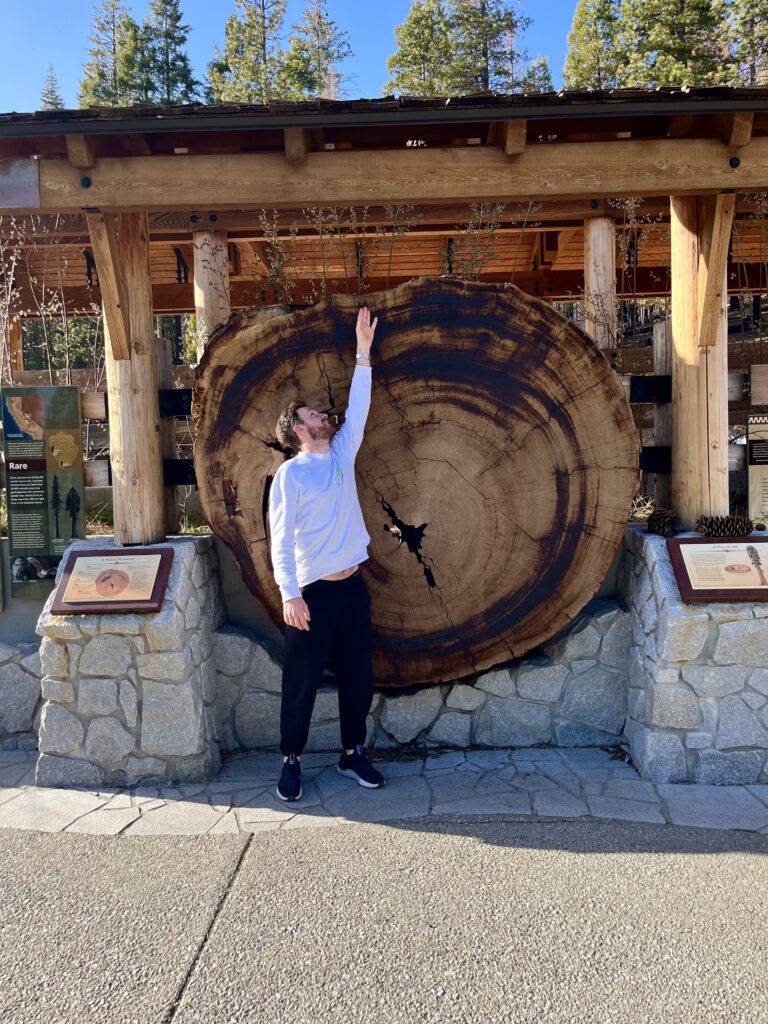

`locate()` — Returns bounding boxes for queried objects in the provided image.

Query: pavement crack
[162,833,254,1024]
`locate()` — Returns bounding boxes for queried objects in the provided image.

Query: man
[269,306,384,802]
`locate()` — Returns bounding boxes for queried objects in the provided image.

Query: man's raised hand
[284,596,311,631]
[356,306,378,353]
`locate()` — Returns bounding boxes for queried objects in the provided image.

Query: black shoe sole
[275,786,302,802]
[337,766,384,788]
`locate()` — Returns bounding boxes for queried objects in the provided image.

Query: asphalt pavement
[2,815,768,1024]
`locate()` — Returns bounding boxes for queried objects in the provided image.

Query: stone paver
[1,747,768,835]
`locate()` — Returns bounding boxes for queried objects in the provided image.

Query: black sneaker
[337,745,384,789]
[276,755,302,801]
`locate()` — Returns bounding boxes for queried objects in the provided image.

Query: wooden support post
[583,217,617,349]
[652,318,672,509]
[157,325,180,534]
[85,211,131,360]
[103,212,165,545]
[697,192,735,348]
[8,318,23,375]
[670,196,730,528]
[193,229,230,360]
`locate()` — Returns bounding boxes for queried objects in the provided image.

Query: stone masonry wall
[35,537,224,788]
[212,598,632,753]
[0,641,42,750]
[620,525,768,785]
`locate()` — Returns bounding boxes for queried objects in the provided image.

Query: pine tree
[51,475,61,539]
[207,0,287,104]
[79,0,131,105]
[449,0,532,93]
[275,0,352,100]
[116,15,155,103]
[385,0,457,96]
[618,0,736,87]
[563,0,623,89]
[40,66,65,110]
[731,0,768,85]
[65,487,81,540]
[520,55,553,92]
[145,0,199,103]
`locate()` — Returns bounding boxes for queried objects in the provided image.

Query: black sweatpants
[280,568,373,756]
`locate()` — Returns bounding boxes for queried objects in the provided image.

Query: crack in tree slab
[375,490,437,589]
[260,438,291,456]
[314,352,336,412]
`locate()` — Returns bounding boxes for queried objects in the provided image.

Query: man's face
[297,406,336,443]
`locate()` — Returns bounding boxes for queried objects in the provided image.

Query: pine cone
[694,514,754,537]
[647,509,684,537]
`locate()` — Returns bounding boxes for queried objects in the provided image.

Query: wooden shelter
[2,88,768,542]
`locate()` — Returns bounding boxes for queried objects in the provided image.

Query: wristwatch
[355,352,371,361]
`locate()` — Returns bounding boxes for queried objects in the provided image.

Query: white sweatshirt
[268,364,372,601]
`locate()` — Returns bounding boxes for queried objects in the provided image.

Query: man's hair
[275,400,308,454]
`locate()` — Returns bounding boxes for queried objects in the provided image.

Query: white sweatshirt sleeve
[268,465,301,602]
[331,364,372,462]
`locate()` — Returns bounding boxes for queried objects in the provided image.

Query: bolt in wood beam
[85,210,131,360]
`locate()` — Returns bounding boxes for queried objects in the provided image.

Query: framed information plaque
[51,548,174,615]
[667,537,768,603]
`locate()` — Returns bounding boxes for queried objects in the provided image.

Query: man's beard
[306,420,337,442]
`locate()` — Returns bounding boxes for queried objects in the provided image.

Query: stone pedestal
[620,525,768,784]
[212,599,632,753]
[35,537,224,787]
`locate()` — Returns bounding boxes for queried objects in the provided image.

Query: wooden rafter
[724,112,754,147]
[65,134,96,169]
[85,210,131,360]
[284,127,310,166]
[501,120,527,156]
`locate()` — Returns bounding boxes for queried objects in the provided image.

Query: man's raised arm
[332,306,377,461]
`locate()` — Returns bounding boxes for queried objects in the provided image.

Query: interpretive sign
[748,415,768,522]
[1,386,85,599]
[667,536,768,603]
[51,548,174,615]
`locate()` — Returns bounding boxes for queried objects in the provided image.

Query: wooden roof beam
[65,134,96,169]
[84,210,131,360]
[26,138,763,212]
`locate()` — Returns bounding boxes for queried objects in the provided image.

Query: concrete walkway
[2,745,768,834]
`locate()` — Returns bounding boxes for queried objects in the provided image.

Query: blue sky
[0,0,577,112]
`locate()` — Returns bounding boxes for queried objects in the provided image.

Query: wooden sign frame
[667,536,768,603]
[51,547,174,615]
